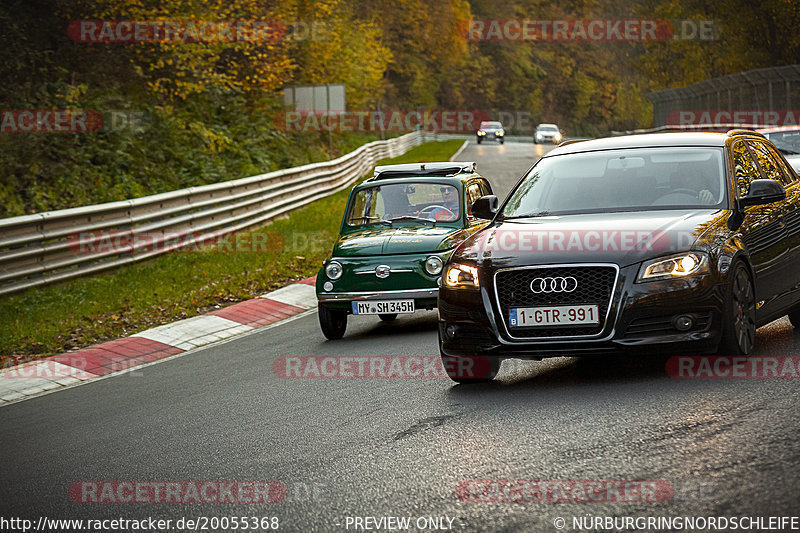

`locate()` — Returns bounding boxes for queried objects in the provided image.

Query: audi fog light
[425,256,444,275]
[674,315,694,331]
[323,281,334,291]
[637,252,709,282]
[444,263,479,289]
[325,260,343,280]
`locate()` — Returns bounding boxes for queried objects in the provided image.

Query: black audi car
[439,130,800,382]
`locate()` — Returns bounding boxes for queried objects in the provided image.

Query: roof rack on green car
[369,161,477,181]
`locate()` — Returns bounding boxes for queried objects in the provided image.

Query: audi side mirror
[740,179,786,208]
[471,195,499,220]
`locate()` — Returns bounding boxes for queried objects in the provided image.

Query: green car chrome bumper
[317,288,438,301]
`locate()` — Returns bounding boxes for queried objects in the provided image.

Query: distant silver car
[759,126,800,175]
[534,123,562,144]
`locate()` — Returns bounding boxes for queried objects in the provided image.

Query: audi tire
[717,261,755,355]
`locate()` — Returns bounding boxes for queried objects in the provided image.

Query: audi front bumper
[438,265,726,359]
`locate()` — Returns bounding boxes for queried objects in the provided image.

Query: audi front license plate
[352,300,415,315]
[509,305,599,327]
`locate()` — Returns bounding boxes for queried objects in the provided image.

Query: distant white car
[534,123,562,144]
[759,126,800,176]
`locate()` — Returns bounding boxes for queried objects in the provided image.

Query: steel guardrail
[0,131,434,296]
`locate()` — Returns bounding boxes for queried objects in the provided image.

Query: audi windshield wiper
[388,215,436,226]
[502,211,553,219]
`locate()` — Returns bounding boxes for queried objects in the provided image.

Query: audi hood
[452,209,728,268]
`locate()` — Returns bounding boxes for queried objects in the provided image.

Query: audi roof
[548,130,764,157]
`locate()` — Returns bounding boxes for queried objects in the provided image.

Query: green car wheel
[319,304,347,340]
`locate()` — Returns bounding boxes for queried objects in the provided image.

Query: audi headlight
[444,263,480,289]
[424,256,444,275]
[497,130,504,136]
[477,131,486,136]
[325,260,343,280]
[637,252,709,282]
[554,132,562,141]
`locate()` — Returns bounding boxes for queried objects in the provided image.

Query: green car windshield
[346,183,461,226]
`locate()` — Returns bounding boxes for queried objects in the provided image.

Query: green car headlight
[325,260,343,280]
[424,256,444,275]
[444,263,480,289]
[637,252,709,282]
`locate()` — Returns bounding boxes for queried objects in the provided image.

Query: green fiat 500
[316,161,494,339]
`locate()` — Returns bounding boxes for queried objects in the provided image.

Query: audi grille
[494,264,619,339]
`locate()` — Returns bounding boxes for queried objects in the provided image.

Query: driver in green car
[425,186,460,221]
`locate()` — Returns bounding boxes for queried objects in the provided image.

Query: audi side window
[757,140,795,185]
[731,141,761,198]
[748,140,792,186]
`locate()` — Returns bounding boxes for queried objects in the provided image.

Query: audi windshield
[502,147,727,217]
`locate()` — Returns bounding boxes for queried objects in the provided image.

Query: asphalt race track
[3,140,800,532]
[465,138,551,197]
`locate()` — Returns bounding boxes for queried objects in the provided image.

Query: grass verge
[0,140,464,364]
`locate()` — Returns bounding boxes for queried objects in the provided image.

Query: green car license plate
[351,300,415,315]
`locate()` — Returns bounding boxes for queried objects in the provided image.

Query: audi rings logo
[530,276,578,293]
